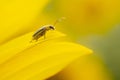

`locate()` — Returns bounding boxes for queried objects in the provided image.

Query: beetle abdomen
[32,27,46,40]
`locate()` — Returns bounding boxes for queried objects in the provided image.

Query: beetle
[31,17,65,42]
[32,25,55,41]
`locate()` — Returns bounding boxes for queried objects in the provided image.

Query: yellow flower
[0,0,92,80]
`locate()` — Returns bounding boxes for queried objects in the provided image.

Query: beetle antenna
[53,17,66,26]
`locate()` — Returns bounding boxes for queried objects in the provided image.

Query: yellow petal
[0,0,49,44]
[49,55,112,80]
[0,31,65,64]
[0,30,92,80]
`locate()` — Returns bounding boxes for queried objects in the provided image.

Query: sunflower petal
[0,31,92,80]
[0,0,49,44]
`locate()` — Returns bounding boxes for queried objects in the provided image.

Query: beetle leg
[44,34,46,39]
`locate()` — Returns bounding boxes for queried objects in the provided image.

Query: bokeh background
[1,0,120,80]
[42,0,120,80]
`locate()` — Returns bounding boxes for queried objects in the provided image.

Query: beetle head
[49,25,55,30]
